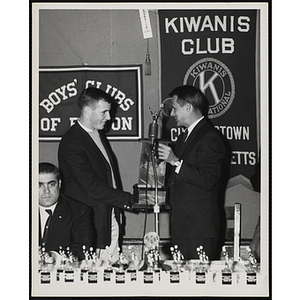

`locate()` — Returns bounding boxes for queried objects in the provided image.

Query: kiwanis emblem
[183,58,235,118]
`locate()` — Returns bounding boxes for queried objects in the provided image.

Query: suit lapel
[179,119,208,158]
[46,197,70,246]
[100,131,120,187]
[175,129,188,156]
[75,122,111,170]
[99,131,114,167]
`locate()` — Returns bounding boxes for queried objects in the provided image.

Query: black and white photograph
[29,1,273,298]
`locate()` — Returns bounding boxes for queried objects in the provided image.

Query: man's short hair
[169,85,208,116]
[78,87,113,112]
[39,162,60,181]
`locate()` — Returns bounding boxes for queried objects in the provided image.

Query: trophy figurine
[196,245,210,273]
[170,245,184,270]
[170,245,184,261]
[196,245,209,263]
[245,246,258,284]
[245,246,258,268]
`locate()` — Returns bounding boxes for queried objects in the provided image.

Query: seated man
[39,162,94,261]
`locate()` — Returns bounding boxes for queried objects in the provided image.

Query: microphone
[148,118,158,149]
[148,107,160,153]
[148,98,172,150]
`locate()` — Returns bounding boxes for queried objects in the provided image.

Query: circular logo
[144,232,160,249]
[183,58,235,118]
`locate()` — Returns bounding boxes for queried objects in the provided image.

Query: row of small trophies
[39,246,78,269]
[39,243,258,271]
[39,243,259,285]
[39,245,137,271]
[40,244,258,269]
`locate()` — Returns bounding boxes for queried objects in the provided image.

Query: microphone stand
[148,108,160,236]
[139,107,170,272]
[150,143,159,235]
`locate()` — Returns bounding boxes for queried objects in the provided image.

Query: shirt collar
[39,202,58,214]
[186,116,204,137]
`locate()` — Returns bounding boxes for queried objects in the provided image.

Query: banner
[39,66,142,140]
[159,10,259,178]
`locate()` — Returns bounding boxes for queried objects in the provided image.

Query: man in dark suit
[158,85,225,260]
[39,162,94,261]
[58,87,133,263]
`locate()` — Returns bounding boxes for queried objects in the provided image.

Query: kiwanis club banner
[159,10,259,178]
[39,66,142,140]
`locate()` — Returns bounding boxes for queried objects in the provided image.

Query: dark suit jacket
[58,122,133,249]
[39,194,94,260]
[169,118,225,239]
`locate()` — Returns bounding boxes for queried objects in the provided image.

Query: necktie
[177,130,188,155]
[42,209,52,246]
[182,129,189,142]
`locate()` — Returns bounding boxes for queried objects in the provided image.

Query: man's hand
[158,143,179,166]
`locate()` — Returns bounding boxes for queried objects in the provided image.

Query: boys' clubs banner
[39,66,142,141]
[159,9,259,179]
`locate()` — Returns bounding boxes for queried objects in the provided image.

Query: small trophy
[169,245,184,283]
[170,245,184,269]
[245,246,258,285]
[221,247,232,285]
[115,249,127,284]
[55,246,66,282]
[64,247,75,283]
[245,246,258,267]
[195,245,209,284]
[80,245,89,281]
[127,246,139,282]
[143,232,160,284]
[66,247,78,267]
[196,245,209,265]
[39,247,54,267]
[143,249,155,284]
[39,247,52,284]
[87,247,98,284]
[103,246,113,282]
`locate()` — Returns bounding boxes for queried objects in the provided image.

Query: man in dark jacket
[58,87,133,262]
[158,85,225,260]
[39,162,93,261]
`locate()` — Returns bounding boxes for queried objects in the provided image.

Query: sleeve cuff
[175,160,183,174]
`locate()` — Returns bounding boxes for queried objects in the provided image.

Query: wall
[38,9,171,239]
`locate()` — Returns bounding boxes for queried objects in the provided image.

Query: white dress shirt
[39,202,58,238]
